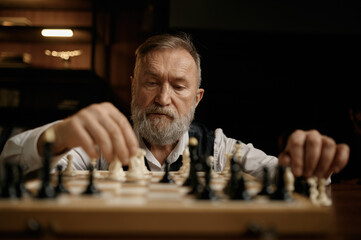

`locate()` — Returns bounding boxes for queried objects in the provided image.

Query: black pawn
[83,165,99,195]
[271,165,292,201]
[230,171,252,201]
[15,164,28,198]
[224,155,239,195]
[1,163,17,199]
[198,155,218,200]
[183,138,199,187]
[258,167,273,196]
[37,132,56,199]
[294,177,310,197]
[159,160,175,183]
[55,165,69,195]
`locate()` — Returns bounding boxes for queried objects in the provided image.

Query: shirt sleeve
[213,128,278,180]
[0,121,60,174]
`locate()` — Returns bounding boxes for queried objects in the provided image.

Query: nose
[155,83,171,106]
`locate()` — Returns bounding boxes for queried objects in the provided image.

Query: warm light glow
[41,29,73,37]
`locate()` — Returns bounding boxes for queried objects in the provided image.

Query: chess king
[0,32,349,182]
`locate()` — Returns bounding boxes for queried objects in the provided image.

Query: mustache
[144,105,177,118]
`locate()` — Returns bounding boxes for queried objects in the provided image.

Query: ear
[195,88,204,107]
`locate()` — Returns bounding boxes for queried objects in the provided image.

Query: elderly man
[0,33,349,180]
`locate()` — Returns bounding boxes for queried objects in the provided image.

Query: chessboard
[0,169,334,238]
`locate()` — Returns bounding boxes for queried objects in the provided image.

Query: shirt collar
[135,130,189,171]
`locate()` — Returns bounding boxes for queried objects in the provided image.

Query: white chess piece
[234,141,243,164]
[284,166,295,193]
[208,155,218,178]
[63,154,75,176]
[126,151,145,181]
[221,153,232,177]
[137,148,150,175]
[108,157,126,181]
[179,147,190,178]
[307,177,319,205]
[317,178,332,206]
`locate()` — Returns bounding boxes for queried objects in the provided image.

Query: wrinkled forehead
[138,49,198,81]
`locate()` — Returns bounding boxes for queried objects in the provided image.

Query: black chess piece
[198,155,218,200]
[230,171,252,201]
[1,163,17,199]
[159,160,175,184]
[294,177,310,197]
[15,164,28,198]
[83,165,100,195]
[183,137,199,187]
[257,166,273,196]
[38,128,56,198]
[271,165,292,201]
[37,134,56,199]
[224,155,239,195]
[55,165,69,195]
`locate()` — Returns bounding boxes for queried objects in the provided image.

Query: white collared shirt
[0,121,278,179]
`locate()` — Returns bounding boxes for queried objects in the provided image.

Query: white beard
[131,101,196,146]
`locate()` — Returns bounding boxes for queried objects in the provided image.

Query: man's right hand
[37,102,139,165]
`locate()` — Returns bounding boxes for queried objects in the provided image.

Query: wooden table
[0,179,360,240]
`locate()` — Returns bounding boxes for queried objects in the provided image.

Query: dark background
[1,0,360,156]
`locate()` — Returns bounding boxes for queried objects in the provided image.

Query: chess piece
[183,138,199,187]
[55,165,69,195]
[198,155,218,200]
[271,165,292,201]
[224,154,240,195]
[159,160,175,184]
[1,163,17,198]
[108,158,126,181]
[15,164,28,198]
[284,166,295,193]
[257,166,273,196]
[179,146,190,177]
[317,178,332,206]
[234,140,243,164]
[126,152,145,181]
[230,171,252,201]
[63,154,75,177]
[307,177,318,204]
[37,128,56,199]
[208,155,218,178]
[83,165,100,195]
[137,148,150,175]
[221,153,232,177]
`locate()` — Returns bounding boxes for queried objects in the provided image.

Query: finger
[107,106,139,155]
[80,113,114,164]
[64,118,99,159]
[303,130,322,178]
[326,143,350,177]
[278,151,291,166]
[285,130,306,177]
[97,114,130,164]
[313,136,336,178]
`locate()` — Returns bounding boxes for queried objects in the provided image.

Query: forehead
[142,48,197,75]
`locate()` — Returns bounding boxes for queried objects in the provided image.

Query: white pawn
[317,178,332,206]
[284,166,295,193]
[63,154,75,177]
[208,155,218,178]
[221,153,232,177]
[179,147,190,177]
[108,157,126,181]
[126,152,145,181]
[234,141,243,164]
[307,177,319,205]
[137,148,150,175]
[91,158,101,178]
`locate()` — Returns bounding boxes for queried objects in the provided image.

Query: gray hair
[133,32,202,88]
